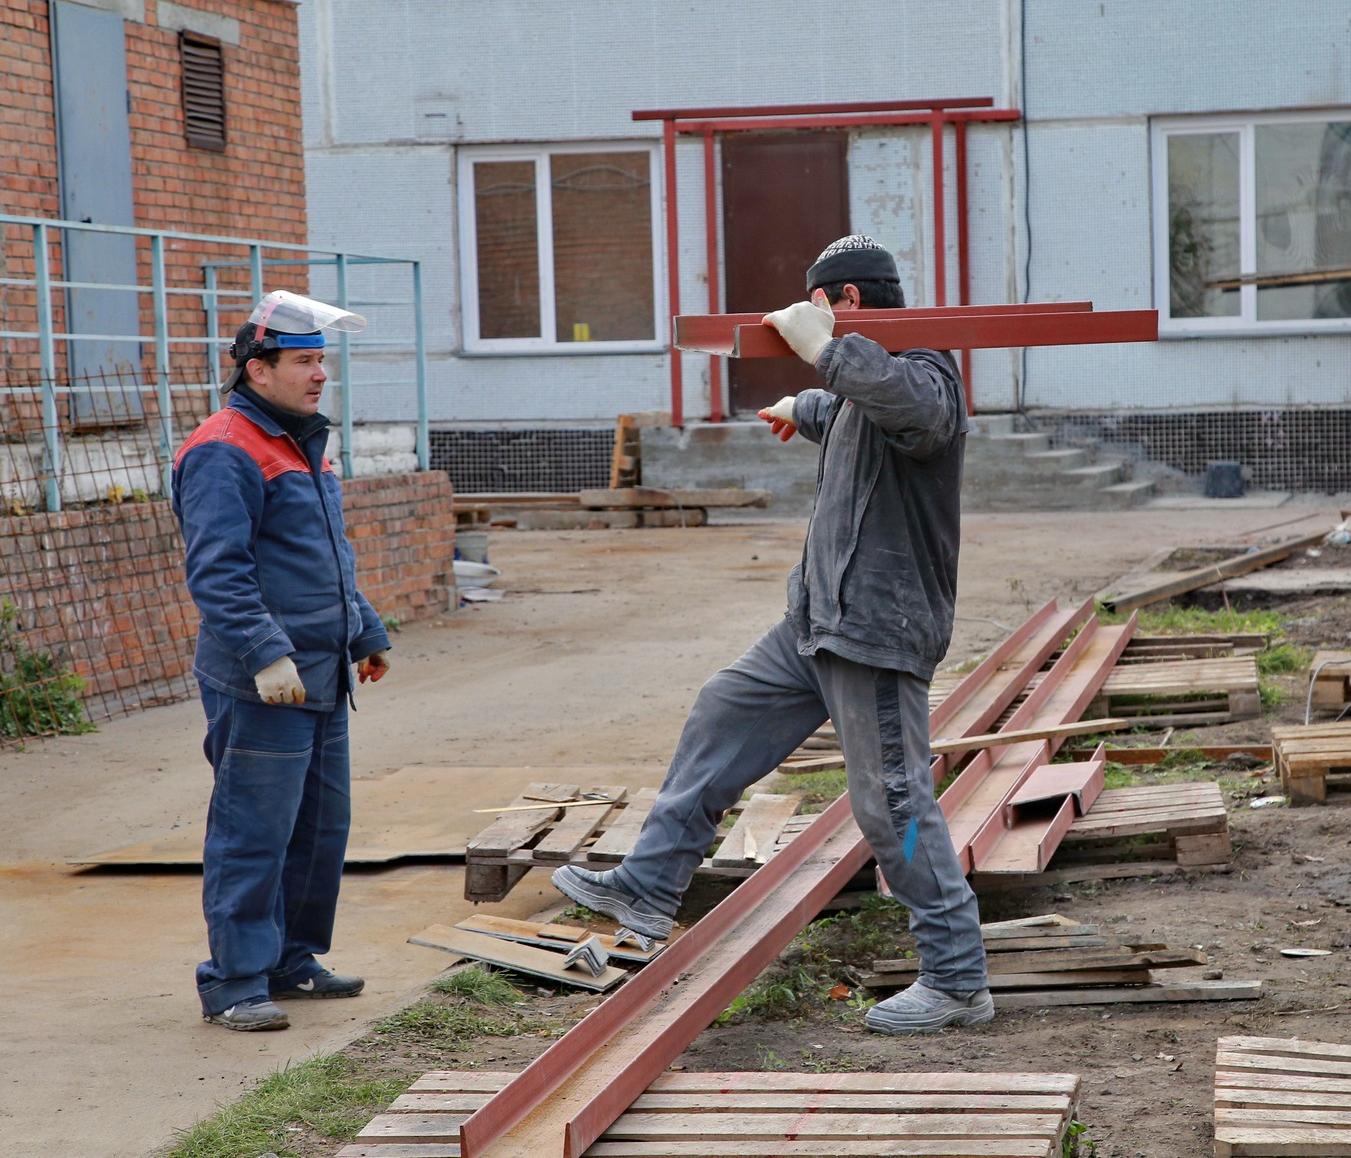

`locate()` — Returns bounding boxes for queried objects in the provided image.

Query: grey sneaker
[864,981,994,1035]
[203,996,289,1031]
[271,968,365,999]
[551,865,674,941]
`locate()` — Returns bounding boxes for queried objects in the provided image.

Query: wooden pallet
[1088,656,1261,727]
[971,781,1232,888]
[1215,1035,1351,1156]
[464,785,808,902]
[1272,722,1351,805]
[1310,650,1351,712]
[342,1069,1082,1158]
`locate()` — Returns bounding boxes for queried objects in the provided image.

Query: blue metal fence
[0,213,429,511]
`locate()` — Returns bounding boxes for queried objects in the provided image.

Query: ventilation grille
[180,33,226,152]
[430,428,612,493]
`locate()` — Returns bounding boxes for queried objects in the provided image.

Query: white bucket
[457,530,490,564]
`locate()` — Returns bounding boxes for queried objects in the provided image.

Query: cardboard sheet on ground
[70,764,662,868]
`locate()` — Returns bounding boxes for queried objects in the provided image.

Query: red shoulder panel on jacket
[173,410,311,481]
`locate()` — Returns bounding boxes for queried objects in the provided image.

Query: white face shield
[248,290,367,336]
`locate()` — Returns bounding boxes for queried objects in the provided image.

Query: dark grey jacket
[786,333,967,681]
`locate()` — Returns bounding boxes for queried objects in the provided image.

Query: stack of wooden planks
[342,1069,1084,1158]
[1214,1035,1351,1156]
[1088,655,1261,727]
[863,915,1261,1009]
[450,486,770,530]
[463,785,808,902]
[1272,721,1351,804]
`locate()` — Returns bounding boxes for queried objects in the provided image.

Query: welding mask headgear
[220,291,366,394]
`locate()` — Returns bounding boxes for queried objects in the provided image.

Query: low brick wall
[0,471,454,720]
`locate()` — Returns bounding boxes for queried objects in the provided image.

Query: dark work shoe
[203,996,289,1031]
[864,981,994,1035]
[271,968,365,1000]
[551,865,674,941]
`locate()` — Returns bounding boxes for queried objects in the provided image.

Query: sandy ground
[0,503,1337,1157]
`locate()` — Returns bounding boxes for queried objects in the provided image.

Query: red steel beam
[932,116,946,307]
[458,608,1060,1158]
[662,118,683,427]
[632,97,995,121]
[702,127,723,423]
[725,309,1158,358]
[954,119,973,406]
[671,108,1021,135]
[674,301,1094,356]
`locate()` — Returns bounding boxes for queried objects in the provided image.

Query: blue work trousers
[195,685,351,1015]
[612,618,987,993]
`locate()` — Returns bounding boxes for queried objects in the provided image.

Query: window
[458,144,663,352]
[180,32,226,152]
[1153,111,1351,335]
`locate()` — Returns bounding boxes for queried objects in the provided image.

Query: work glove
[254,655,306,704]
[357,649,391,684]
[756,395,799,442]
[762,288,836,365]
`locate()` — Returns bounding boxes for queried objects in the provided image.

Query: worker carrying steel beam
[554,236,991,1034]
[171,290,393,1032]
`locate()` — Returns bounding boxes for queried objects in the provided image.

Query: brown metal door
[721,132,850,414]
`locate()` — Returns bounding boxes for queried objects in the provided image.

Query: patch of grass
[375,1000,525,1046]
[1257,642,1311,675]
[1259,679,1287,710]
[770,767,848,813]
[1064,1118,1099,1157]
[1098,603,1283,636]
[558,903,602,923]
[431,965,523,1005]
[166,1054,410,1158]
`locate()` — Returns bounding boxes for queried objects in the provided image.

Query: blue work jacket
[171,392,390,712]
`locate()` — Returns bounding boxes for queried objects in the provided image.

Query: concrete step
[1058,461,1126,488]
[1098,479,1158,509]
[1023,447,1089,473]
[967,413,1017,437]
[974,432,1051,456]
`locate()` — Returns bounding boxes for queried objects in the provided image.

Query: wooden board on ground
[580,486,771,510]
[72,765,658,868]
[405,925,628,991]
[1215,1035,1351,1157]
[711,793,803,867]
[443,914,667,963]
[343,1069,1080,1158]
[995,979,1261,1009]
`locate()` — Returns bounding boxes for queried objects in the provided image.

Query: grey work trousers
[613,617,987,993]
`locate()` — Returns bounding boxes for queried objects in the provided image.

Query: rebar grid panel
[0,370,202,737]
[430,428,614,494]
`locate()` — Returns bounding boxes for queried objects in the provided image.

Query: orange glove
[357,649,390,684]
[756,395,798,442]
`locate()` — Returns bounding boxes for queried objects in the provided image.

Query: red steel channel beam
[663,118,683,427]
[632,97,995,121]
[702,127,723,423]
[457,608,1060,1158]
[671,108,1021,135]
[932,115,946,307]
[728,309,1157,358]
[954,118,973,399]
[674,301,1094,356]
[940,614,1138,873]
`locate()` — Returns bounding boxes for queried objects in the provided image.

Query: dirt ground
[0,503,1347,1157]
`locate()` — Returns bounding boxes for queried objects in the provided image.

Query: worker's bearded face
[247,348,328,416]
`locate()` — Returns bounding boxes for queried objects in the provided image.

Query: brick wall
[0,471,454,721]
[0,0,307,386]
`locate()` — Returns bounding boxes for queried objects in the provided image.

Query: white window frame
[457,141,666,355]
[1152,108,1351,338]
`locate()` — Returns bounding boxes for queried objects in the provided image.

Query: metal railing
[0,213,429,511]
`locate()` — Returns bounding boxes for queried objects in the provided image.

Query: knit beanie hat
[805,235,900,293]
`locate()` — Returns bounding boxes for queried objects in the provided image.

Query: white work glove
[357,649,390,685]
[756,395,799,442]
[762,288,836,365]
[254,655,306,704]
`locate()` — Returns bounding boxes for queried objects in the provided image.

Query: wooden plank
[1218,1054,1351,1079]
[1216,1073,1351,1096]
[530,787,628,862]
[1099,531,1329,614]
[1217,1090,1351,1111]
[337,1147,463,1158]
[584,1142,1057,1157]
[995,979,1261,1008]
[1214,1127,1351,1157]
[359,1114,471,1141]
[980,932,1113,952]
[466,783,580,857]
[626,1092,1071,1113]
[424,916,665,963]
[1063,743,1273,764]
[864,968,1154,991]
[1221,1038,1351,1062]
[873,946,1204,976]
[403,927,628,991]
[1215,1107,1351,1127]
[579,487,770,509]
[603,1111,1065,1139]
[932,717,1131,757]
[1175,830,1233,865]
[711,793,802,866]
[981,921,1098,940]
[587,787,659,861]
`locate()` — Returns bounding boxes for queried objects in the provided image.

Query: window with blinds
[179,32,225,152]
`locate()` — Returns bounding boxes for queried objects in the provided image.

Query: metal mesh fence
[1035,407,1351,494]
[430,428,613,493]
[0,371,203,739]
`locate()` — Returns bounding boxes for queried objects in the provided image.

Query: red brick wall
[0,0,308,386]
[0,472,454,721]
